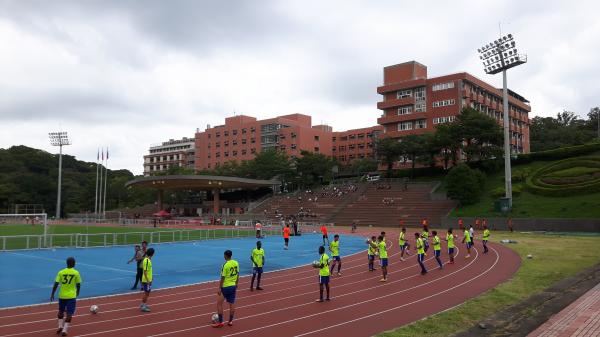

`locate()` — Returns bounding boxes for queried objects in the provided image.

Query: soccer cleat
[227,321,234,326]
[325,298,331,301]
[141,306,151,312]
[400,257,405,261]
[465,255,471,258]
[379,278,387,282]
[61,332,68,337]
[315,299,324,302]
[256,286,263,290]
[421,271,428,275]
[211,322,224,328]
[337,272,342,276]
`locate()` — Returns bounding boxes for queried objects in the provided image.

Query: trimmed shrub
[525,156,600,196]
[491,185,522,198]
[445,164,486,205]
[513,142,600,165]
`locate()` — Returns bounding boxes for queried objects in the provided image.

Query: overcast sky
[1,0,598,174]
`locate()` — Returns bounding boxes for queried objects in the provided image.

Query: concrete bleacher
[252,181,457,227]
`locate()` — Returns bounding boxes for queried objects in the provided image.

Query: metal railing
[0,228,282,251]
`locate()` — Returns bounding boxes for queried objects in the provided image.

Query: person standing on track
[432,231,443,269]
[127,245,144,290]
[213,250,239,328]
[315,245,331,302]
[469,225,475,247]
[51,257,81,337]
[482,225,490,254]
[462,227,472,258]
[446,228,456,264]
[415,233,427,275]
[250,241,265,291]
[367,235,377,271]
[399,227,410,261]
[283,224,291,250]
[140,248,155,312]
[421,226,430,254]
[320,224,329,246]
[371,235,388,282]
[329,234,342,276]
[255,222,262,239]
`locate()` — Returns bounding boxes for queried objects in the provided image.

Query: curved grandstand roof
[125,175,280,190]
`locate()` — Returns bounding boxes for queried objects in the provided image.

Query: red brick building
[377,61,531,154]
[194,114,382,170]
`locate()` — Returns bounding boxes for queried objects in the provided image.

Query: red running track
[0,241,520,337]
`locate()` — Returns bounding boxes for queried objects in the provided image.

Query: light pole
[478,33,527,209]
[49,132,71,219]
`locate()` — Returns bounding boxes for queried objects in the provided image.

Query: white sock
[63,322,70,333]
[58,318,64,329]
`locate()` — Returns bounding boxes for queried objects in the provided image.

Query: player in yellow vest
[414,232,427,275]
[369,235,388,282]
[421,226,430,254]
[462,228,472,258]
[329,234,342,276]
[482,225,490,254]
[140,247,155,312]
[432,230,443,269]
[367,235,377,271]
[314,245,331,302]
[446,228,456,264]
[250,241,265,291]
[399,227,410,261]
[51,257,81,336]
[213,250,239,328]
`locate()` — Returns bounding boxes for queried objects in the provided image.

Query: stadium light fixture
[49,132,71,219]
[477,33,527,209]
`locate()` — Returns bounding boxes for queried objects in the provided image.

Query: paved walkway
[528,282,600,337]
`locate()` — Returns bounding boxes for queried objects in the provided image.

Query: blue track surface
[0,233,366,308]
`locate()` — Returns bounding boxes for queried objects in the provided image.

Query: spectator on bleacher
[127,245,144,290]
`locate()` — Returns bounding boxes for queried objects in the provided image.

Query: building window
[397,89,412,99]
[291,144,297,149]
[232,129,238,135]
[339,146,346,152]
[216,152,221,158]
[232,139,237,145]
[224,141,229,146]
[398,106,413,115]
[414,86,426,102]
[224,131,229,136]
[314,135,319,141]
[415,103,426,112]
[250,127,256,133]
[432,81,455,91]
[415,119,427,129]
[242,149,247,155]
[242,139,247,144]
[242,128,247,134]
[251,148,256,154]
[232,150,237,156]
[398,121,413,131]
[357,133,364,139]
[332,137,337,143]
[291,132,297,138]
[207,134,211,139]
[216,142,220,148]
[251,138,256,144]
[216,132,220,137]
[432,99,456,108]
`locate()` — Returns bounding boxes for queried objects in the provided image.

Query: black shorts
[284,238,289,244]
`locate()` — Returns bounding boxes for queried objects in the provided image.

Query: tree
[587,107,600,140]
[295,151,336,186]
[456,108,503,162]
[530,109,597,151]
[445,164,486,205]
[399,134,428,178]
[433,123,462,169]
[347,157,379,175]
[375,137,401,177]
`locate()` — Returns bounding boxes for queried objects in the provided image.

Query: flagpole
[98,148,104,220]
[94,148,100,220]
[103,148,108,219]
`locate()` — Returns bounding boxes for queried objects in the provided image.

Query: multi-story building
[143,137,195,176]
[377,61,531,154]
[194,114,382,170]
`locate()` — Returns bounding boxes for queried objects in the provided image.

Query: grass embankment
[449,158,600,218]
[0,225,266,250]
[378,231,600,337]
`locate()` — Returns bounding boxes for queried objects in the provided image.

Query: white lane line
[6,252,135,274]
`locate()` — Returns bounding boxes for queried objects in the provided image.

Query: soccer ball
[211,313,220,323]
[312,260,321,268]
[89,305,99,314]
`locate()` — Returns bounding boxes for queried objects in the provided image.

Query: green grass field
[377,231,600,337]
[0,224,271,250]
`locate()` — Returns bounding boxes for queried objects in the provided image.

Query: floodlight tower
[49,132,71,219]
[478,33,527,209]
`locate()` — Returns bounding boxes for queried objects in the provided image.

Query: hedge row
[513,142,600,165]
[525,157,600,196]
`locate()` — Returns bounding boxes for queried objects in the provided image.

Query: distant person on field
[351,222,357,233]
[320,225,329,246]
[51,257,81,336]
[482,225,490,254]
[212,250,239,328]
[255,222,262,238]
[250,241,265,291]
[127,245,144,290]
[140,248,155,312]
[283,224,291,250]
[508,217,513,233]
[469,225,475,247]
[458,218,464,230]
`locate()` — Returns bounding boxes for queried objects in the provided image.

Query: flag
[101,148,104,161]
[106,148,109,160]
[97,148,99,161]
